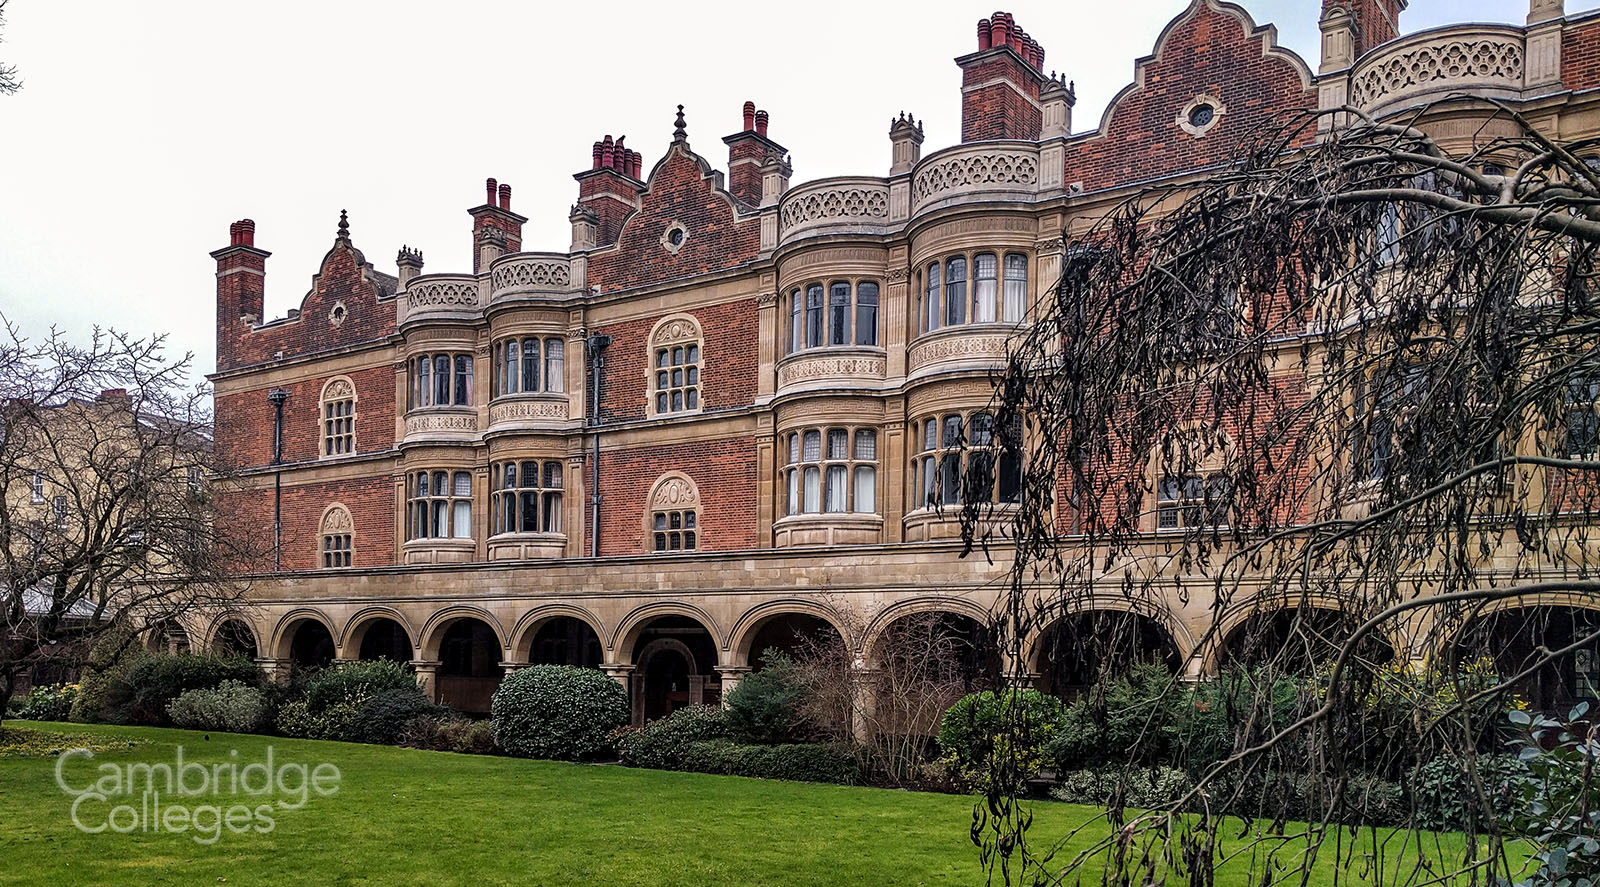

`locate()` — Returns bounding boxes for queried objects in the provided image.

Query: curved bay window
[919,252,1028,334]
[491,460,564,535]
[411,353,474,408]
[407,470,473,539]
[910,412,1022,508]
[787,280,880,353]
[783,427,878,516]
[494,336,565,397]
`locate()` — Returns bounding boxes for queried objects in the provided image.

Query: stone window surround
[915,249,1030,335]
[318,502,354,569]
[647,313,704,419]
[780,425,879,517]
[1176,94,1226,137]
[409,352,475,410]
[908,410,1023,511]
[491,459,566,537]
[785,277,882,354]
[406,469,474,541]
[492,334,567,399]
[645,471,701,553]
[319,375,357,459]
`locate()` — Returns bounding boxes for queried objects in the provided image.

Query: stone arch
[643,471,702,553]
[1210,600,1396,673]
[317,503,355,568]
[206,616,261,660]
[861,596,994,663]
[510,604,606,666]
[269,609,340,661]
[1027,606,1187,696]
[610,600,724,661]
[645,313,704,419]
[340,607,418,662]
[1020,596,1196,676]
[318,375,357,458]
[271,609,339,669]
[418,606,509,661]
[1443,597,1600,712]
[623,611,723,722]
[145,617,193,655]
[729,599,853,666]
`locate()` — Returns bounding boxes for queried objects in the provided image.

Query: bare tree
[963,98,1600,885]
[0,0,20,97]
[0,321,258,721]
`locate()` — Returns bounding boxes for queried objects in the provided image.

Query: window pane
[503,462,516,488]
[522,461,538,484]
[1003,254,1027,322]
[825,465,847,512]
[521,491,538,532]
[856,282,878,346]
[545,462,563,488]
[786,469,799,515]
[829,282,851,346]
[806,284,824,348]
[672,391,683,411]
[854,429,877,460]
[435,355,450,404]
[657,393,668,413]
[501,341,516,395]
[546,338,564,391]
[418,357,432,407]
[453,471,472,497]
[968,451,995,502]
[672,347,684,366]
[999,450,1022,503]
[803,466,820,513]
[939,453,961,505]
[433,500,447,537]
[684,531,695,550]
[943,415,962,447]
[923,418,937,452]
[788,433,800,464]
[854,465,876,513]
[827,429,848,460]
[920,456,936,506]
[945,257,967,326]
[684,511,696,529]
[925,264,940,332]
[433,471,448,496]
[970,413,994,446]
[455,354,472,405]
[687,345,699,363]
[656,349,669,369]
[669,512,682,529]
[522,339,540,392]
[790,290,803,352]
[803,430,821,462]
[452,500,471,538]
[974,253,998,323]
[544,492,562,533]
[685,389,698,410]
[654,513,667,530]
[655,533,667,551]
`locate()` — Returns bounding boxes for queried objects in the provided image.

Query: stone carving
[908,333,1012,372]
[913,150,1038,210]
[489,399,569,424]
[779,185,890,234]
[491,258,571,293]
[779,247,888,276]
[886,268,911,283]
[756,292,779,307]
[650,474,700,508]
[1350,37,1524,107]
[319,504,353,534]
[405,412,478,435]
[777,354,888,388]
[406,278,479,309]
[321,377,354,401]
[652,314,702,346]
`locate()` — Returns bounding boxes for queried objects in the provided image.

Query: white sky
[0,0,1591,382]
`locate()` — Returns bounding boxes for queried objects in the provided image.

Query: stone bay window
[919,252,1027,334]
[408,470,473,540]
[494,336,565,397]
[787,280,880,353]
[411,353,474,408]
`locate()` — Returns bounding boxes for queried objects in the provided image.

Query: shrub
[1051,766,1194,809]
[491,666,629,760]
[617,705,728,769]
[112,653,265,726]
[346,688,444,745]
[938,688,1064,791]
[725,651,811,744]
[303,659,417,714]
[681,739,858,784]
[8,683,78,722]
[166,680,269,733]
[274,700,316,738]
[68,625,148,723]
[1412,752,1527,831]
[273,698,360,741]
[400,715,497,755]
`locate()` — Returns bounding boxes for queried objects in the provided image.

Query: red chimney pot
[239,219,255,246]
[754,110,769,137]
[485,178,497,205]
[498,183,511,210]
[978,19,992,50]
[742,100,756,132]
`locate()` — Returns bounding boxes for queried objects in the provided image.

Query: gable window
[407,470,473,540]
[911,412,1023,509]
[492,460,565,534]
[648,315,704,416]
[646,472,701,552]
[319,504,354,568]
[786,280,881,353]
[919,251,1029,333]
[495,337,566,397]
[411,353,473,408]
[783,427,878,516]
[320,377,356,457]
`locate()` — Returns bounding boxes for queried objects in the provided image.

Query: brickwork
[1565,18,1600,91]
[595,436,759,556]
[593,299,759,423]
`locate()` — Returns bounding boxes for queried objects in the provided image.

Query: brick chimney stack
[1320,0,1405,65]
[957,12,1050,142]
[573,134,645,249]
[723,100,788,206]
[211,219,270,370]
[469,177,527,273]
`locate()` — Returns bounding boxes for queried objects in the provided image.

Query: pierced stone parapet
[490,253,572,303]
[1348,26,1526,115]
[777,178,892,244]
[911,143,1039,216]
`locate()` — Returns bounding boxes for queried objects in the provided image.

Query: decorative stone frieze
[912,145,1039,215]
[1348,28,1525,113]
[776,351,887,391]
[404,409,479,440]
[488,397,569,428]
[399,274,482,327]
[907,330,1014,374]
[490,254,571,301]
[777,179,892,244]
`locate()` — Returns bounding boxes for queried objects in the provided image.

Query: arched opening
[435,618,502,714]
[629,615,719,723]
[870,611,1002,737]
[1034,610,1181,698]
[146,618,191,655]
[744,613,844,670]
[355,618,413,663]
[1452,606,1600,713]
[285,619,336,671]
[1219,606,1394,675]
[527,617,602,668]
[212,619,258,660]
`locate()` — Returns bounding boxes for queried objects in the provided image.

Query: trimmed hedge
[616,705,729,769]
[725,652,810,744]
[681,739,858,784]
[491,666,629,760]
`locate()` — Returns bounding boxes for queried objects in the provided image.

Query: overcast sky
[0,0,1591,383]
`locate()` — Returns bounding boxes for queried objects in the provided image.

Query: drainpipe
[267,388,289,571]
[585,332,611,557]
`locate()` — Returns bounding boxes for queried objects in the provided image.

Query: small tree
[0,322,259,722]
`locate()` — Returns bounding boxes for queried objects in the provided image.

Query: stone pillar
[1005,672,1041,690]
[411,660,442,702]
[849,665,878,743]
[498,661,529,675]
[1179,653,1207,684]
[1526,5,1565,92]
[255,658,293,685]
[603,664,637,723]
[716,666,752,707]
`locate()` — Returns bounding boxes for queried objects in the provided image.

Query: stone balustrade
[910,142,1041,217]
[777,178,892,243]
[398,274,483,327]
[489,253,573,304]
[1348,25,1527,116]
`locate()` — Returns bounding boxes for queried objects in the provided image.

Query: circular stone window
[660,221,689,254]
[1176,94,1226,137]
[667,227,685,246]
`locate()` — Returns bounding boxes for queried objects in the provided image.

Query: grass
[0,722,1509,887]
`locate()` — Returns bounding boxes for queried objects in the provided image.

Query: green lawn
[0,722,1506,887]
